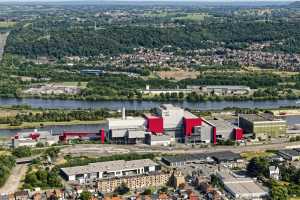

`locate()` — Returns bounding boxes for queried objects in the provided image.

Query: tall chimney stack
[122,107,126,120]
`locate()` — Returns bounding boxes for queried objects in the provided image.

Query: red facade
[101,129,105,144]
[183,117,202,137]
[146,116,164,134]
[235,128,244,141]
[213,127,217,144]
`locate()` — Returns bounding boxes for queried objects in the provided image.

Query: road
[0,164,28,194]
[60,141,300,157]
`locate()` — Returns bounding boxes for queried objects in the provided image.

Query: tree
[246,157,269,177]
[270,181,288,200]
[142,188,152,195]
[114,182,129,195]
[80,191,92,200]
[12,146,32,158]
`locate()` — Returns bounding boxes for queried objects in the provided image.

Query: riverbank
[0,120,105,130]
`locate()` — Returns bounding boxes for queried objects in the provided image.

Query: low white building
[145,134,174,146]
[60,159,159,182]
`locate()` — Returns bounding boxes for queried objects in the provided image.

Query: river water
[0,97,300,110]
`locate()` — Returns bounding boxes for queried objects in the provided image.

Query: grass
[54,81,88,88]
[290,198,300,200]
[174,13,210,21]
[0,21,16,28]
[241,151,274,160]
[0,120,105,130]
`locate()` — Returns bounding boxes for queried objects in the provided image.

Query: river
[0,97,300,111]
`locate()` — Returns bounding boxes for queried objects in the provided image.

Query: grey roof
[162,151,241,164]
[61,159,158,176]
[278,149,300,157]
[239,114,286,123]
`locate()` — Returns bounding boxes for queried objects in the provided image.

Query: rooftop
[208,119,236,131]
[162,151,241,164]
[183,111,199,119]
[239,114,286,123]
[61,159,158,176]
[278,149,300,157]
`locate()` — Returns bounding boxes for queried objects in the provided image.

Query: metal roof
[61,159,158,176]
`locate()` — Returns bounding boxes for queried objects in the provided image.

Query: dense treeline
[0,109,112,125]
[0,155,15,187]
[6,18,300,58]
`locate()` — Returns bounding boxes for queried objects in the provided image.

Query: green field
[0,120,104,130]
[241,151,274,160]
[0,21,16,28]
[174,13,210,21]
[54,81,88,88]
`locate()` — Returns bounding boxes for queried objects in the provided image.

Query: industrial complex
[11,104,290,148]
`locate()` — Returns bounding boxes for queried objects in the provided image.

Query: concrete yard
[0,164,28,194]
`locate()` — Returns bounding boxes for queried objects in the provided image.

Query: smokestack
[122,107,126,120]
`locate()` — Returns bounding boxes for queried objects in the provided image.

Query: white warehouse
[60,159,159,182]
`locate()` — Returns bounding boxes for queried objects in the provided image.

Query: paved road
[0,164,28,194]
[61,141,300,156]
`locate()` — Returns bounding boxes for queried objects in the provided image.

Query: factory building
[238,114,287,139]
[60,129,106,144]
[184,118,244,144]
[106,107,147,144]
[161,151,242,167]
[187,85,251,96]
[60,159,160,182]
[156,104,185,130]
[12,129,59,148]
[216,170,268,199]
[104,104,244,145]
[145,133,174,146]
[144,114,164,134]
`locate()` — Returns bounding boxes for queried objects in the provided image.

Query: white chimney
[122,107,126,120]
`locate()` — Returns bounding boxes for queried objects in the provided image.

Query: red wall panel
[213,127,217,144]
[147,117,164,133]
[235,128,244,141]
[183,118,202,137]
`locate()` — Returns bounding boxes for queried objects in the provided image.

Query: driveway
[0,164,28,194]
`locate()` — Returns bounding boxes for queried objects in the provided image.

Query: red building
[183,111,202,137]
[60,130,105,142]
[145,114,164,134]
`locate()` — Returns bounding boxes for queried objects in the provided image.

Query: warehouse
[189,118,243,144]
[60,159,159,182]
[238,114,287,139]
[161,151,241,166]
[12,129,59,148]
[277,149,300,161]
[216,170,268,199]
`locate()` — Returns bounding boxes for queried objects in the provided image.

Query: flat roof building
[238,114,287,139]
[216,170,268,200]
[278,149,300,161]
[60,159,159,182]
[161,151,241,167]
